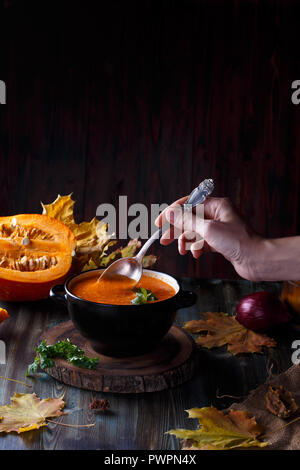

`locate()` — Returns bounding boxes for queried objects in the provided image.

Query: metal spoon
[98,178,214,286]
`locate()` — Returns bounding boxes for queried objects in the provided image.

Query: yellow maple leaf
[99,238,157,268]
[41,194,157,272]
[41,194,111,271]
[0,393,66,434]
[184,312,276,354]
[168,407,268,450]
[41,194,75,226]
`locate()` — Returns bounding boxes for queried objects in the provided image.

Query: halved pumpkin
[0,214,76,301]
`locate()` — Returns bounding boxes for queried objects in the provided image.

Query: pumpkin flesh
[0,214,76,301]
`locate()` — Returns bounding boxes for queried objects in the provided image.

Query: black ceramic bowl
[50,268,197,357]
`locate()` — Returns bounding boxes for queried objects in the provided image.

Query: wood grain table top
[0,278,297,450]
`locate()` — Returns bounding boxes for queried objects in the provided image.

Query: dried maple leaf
[41,194,111,271]
[182,442,220,450]
[265,385,298,419]
[89,398,110,411]
[184,312,276,355]
[142,254,157,268]
[99,238,140,267]
[0,308,9,323]
[168,406,268,450]
[99,238,156,269]
[0,393,66,434]
[41,195,157,272]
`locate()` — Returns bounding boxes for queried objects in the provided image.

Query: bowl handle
[50,284,67,305]
[176,290,197,309]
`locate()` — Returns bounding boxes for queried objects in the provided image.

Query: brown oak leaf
[265,385,298,419]
[168,406,268,450]
[0,393,66,434]
[184,312,276,355]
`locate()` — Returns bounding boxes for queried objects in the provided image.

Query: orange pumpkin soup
[71,272,176,305]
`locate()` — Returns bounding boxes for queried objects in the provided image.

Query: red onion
[236,291,291,332]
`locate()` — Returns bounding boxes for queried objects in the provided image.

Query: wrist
[242,235,267,282]
[246,237,271,282]
[231,233,265,282]
[247,236,300,282]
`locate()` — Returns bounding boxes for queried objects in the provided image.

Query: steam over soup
[70,272,176,305]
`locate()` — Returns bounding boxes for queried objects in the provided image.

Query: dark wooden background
[1,0,300,279]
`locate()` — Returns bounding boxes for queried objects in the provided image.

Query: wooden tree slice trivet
[40,320,197,393]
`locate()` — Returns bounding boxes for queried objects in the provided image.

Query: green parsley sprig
[26,339,99,376]
[131,287,158,305]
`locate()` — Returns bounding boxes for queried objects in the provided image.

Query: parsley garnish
[26,339,99,376]
[131,287,158,305]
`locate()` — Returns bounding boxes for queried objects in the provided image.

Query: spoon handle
[135,227,163,261]
[184,178,214,208]
[136,178,214,262]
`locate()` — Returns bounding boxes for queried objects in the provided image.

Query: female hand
[155,196,262,281]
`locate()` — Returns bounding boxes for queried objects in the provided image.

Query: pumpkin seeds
[10,217,17,228]
[0,224,54,241]
[0,254,57,271]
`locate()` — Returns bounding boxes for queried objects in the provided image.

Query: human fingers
[203,197,241,223]
[190,239,206,258]
[154,196,189,227]
[178,231,197,255]
[159,226,175,246]
[165,205,204,238]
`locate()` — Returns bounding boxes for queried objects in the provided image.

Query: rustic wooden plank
[0,278,298,450]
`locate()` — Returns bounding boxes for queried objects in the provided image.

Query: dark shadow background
[1,0,300,278]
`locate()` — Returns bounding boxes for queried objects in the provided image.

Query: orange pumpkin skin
[0,214,76,301]
[0,275,70,302]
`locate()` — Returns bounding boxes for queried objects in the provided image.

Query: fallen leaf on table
[168,406,268,450]
[89,398,110,411]
[182,442,220,450]
[184,312,276,355]
[0,393,66,434]
[0,308,9,323]
[265,385,298,419]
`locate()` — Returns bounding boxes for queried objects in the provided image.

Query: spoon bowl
[98,256,142,285]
